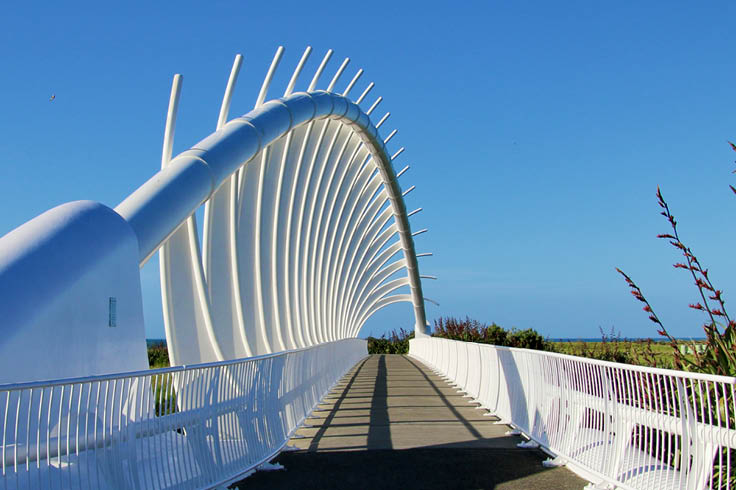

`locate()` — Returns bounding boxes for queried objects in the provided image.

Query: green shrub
[482,323,509,345]
[148,341,170,368]
[506,328,550,350]
[367,329,414,354]
[432,316,554,352]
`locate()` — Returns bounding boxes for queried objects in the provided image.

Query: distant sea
[147,337,707,346]
[548,337,706,342]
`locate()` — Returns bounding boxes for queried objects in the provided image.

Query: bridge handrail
[410,336,736,490]
[0,337,358,392]
[0,339,367,488]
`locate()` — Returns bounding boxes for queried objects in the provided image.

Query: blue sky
[1,1,735,340]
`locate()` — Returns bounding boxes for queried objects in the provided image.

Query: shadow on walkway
[233,354,586,490]
[238,447,576,490]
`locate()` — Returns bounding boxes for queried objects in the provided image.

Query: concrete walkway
[234,354,587,489]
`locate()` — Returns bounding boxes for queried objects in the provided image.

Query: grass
[147,341,176,415]
[150,371,178,416]
[148,341,170,369]
[551,339,693,368]
[367,329,413,354]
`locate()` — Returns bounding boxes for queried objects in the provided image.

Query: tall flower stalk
[618,161,736,376]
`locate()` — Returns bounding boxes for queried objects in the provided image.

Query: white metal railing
[0,339,366,489]
[409,337,736,490]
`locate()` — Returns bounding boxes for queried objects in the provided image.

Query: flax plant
[617,153,736,488]
[617,186,736,377]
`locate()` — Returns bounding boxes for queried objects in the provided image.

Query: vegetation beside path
[148,321,694,368]
[367,317,554,355]
[367,317,701,369]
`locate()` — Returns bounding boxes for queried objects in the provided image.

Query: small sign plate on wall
[109,297,117,327]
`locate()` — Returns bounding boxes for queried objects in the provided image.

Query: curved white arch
[352,294,414,337]
[115,49,431,362]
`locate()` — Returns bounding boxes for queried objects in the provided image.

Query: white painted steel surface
[0,339,366,489]
[0,46,431,381]
[114,47,432,364]
[0,46,430,488]
[0,201,149,384]
[410,337,736,490]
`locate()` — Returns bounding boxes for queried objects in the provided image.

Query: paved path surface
[234,354,587,489]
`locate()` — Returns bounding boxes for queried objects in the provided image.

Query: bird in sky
[49,94,55,102]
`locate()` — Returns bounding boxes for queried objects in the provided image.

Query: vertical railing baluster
[26,388,33,476]
[2,390,8,480]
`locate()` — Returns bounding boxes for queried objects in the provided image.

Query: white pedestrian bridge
[0,48,734,489]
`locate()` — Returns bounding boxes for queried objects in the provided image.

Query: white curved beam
[115,65,430,360]
[324,150,375,337]
[341,221,402,335]
[251,48,287,353]
[313,131,360,340]
[158,74,226,364]
[351,293,414,337]
[0,49,433,391]
[203,54,251,359]
[305,123,348,342]
[278,47,313,349]
[332,174,388,334]
[159,74,182,365]
[339,203,397,324]
[318,135,366,340]
[351,259,409,324]
[324,99,386,337]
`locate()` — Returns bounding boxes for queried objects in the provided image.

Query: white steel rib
[0,46,438,489]
[114,47,431,362]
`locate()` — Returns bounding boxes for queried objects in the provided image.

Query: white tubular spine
[116,54,430,361]
[272,48,312,350]
[0,48,437,490]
